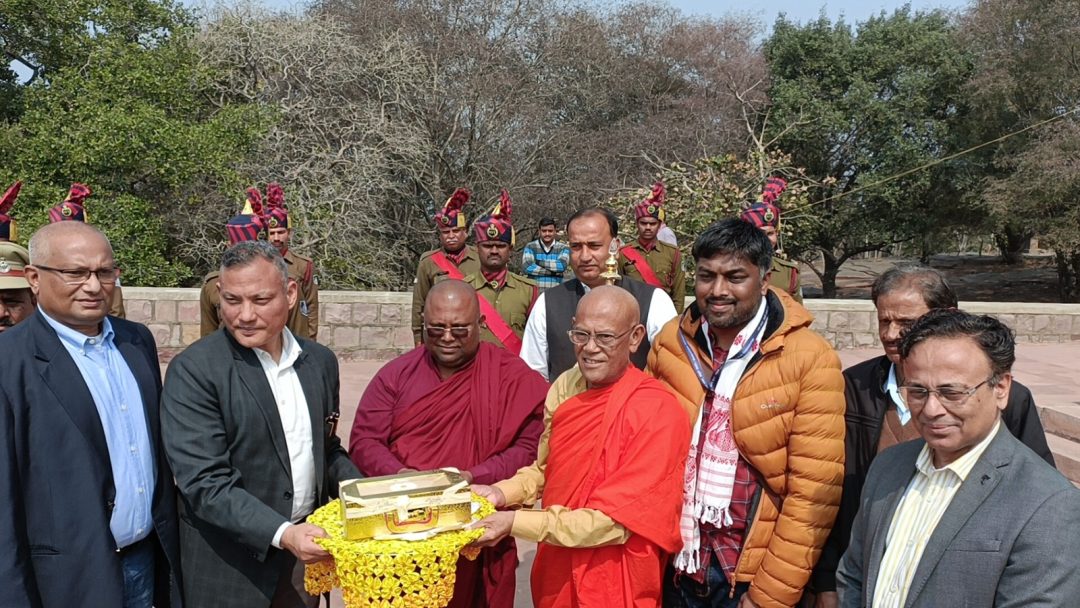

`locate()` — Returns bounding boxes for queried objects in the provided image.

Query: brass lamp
[600,238,621,285]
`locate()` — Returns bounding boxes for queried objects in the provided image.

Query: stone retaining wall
[124,288,1080,358]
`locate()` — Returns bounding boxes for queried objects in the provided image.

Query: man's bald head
[423,279,483,378]
[577,285,639,327]
[425,279,481,321]
[25,221,116,337]
[571,285,645,388]
[28,221,113,266]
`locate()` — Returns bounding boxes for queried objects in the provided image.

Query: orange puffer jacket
[647,287,845,608]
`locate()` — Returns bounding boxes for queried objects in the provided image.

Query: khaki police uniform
[770,255,803,303]
[410,246,481,343]
[465,271,538,349]
[109,284,126,318]
[283,248,319,340]
[618,239,686,313]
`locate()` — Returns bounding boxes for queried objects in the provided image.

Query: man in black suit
[0,221,182,607]
[162,240,359,608]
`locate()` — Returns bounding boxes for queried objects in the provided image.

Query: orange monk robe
[496,366,691,608]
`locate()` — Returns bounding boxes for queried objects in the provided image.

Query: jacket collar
[29,311,159,494]
[682,287,803,358]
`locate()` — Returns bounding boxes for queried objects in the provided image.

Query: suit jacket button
[283,491,293,500]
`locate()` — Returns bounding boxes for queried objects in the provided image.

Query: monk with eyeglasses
[349,279,548,608]
[470,285,691,608]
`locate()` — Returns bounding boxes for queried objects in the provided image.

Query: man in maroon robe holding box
[349,279,549,608]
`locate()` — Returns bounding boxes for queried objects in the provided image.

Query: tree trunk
[1055,249,1080,303]
[995,225,1031,265]
[821,250,841,298]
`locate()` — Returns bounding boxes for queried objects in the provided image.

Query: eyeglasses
[899,378,993,407]
[424,324,474,340]
[34,264,121,285]
[567,327,633,348]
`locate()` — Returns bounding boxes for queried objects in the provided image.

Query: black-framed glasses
[424,323,474,340]
[34,264,121,285]
[567,327,633,348]
[899,378,993,407]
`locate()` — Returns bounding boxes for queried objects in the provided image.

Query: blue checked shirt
[41,309,156,548]
[522,239,570,290]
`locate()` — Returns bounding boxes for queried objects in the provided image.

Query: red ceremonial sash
[431,251,523,354]
[430,250,466,280]
[620,245,664,288]
[478,295,523,354]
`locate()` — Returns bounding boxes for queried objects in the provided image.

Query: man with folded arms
[471,285,691,608]
[350,279,548,608]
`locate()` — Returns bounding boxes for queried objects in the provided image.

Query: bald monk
[470,286,692,608]
[349,279,548,608]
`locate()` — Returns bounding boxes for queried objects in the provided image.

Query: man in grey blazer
[162,241,360,608]
[837,309,1080,608]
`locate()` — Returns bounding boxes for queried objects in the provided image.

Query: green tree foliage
[0,0,266,286]
[961,0,1080,299]
[762,8,974,296]
[607,149,813,258]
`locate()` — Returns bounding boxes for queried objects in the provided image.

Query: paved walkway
[317,342,1080,607]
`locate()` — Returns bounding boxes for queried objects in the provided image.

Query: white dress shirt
[519,282,677,379]
[884,363,911,424]
[255,329,317,548]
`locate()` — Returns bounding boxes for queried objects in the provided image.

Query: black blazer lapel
[30,312,114,478]
[231,340,293,478]
[902,430,1013,608]
[294,349,327,500]
[113,324,162,452]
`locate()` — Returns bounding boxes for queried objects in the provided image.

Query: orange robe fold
[532,367,691,608]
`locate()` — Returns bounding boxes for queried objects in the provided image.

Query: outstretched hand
[468,511,515,548]
[469,484,506,508]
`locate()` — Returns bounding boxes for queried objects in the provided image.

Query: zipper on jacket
[728,346,785,591]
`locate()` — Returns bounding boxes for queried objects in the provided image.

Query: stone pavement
[313,342,1079,607]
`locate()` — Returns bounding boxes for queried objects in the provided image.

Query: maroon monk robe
[349,342,548,608]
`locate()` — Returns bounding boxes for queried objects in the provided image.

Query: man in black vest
[520,207,677,380]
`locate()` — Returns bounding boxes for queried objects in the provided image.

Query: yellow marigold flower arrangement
[305,493,495,608]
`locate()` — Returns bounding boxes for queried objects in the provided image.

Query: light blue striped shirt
[41,308,156,548]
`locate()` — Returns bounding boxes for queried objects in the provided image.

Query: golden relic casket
[338,469,474,540]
